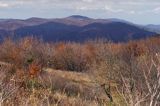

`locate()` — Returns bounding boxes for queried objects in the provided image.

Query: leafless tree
[0,67,19,106]
[118,53,160,106]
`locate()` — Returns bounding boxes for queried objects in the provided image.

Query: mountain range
[0,15,159,42]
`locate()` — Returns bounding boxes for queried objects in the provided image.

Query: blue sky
[0,0,160,24]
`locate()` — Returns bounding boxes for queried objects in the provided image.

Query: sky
[0,0,160,24]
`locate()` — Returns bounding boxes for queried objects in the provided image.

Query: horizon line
[0,15,155,25]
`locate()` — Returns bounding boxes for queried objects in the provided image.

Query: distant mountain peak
[67,15,91,20]
[26,17,46,21]
[0,15,157,42]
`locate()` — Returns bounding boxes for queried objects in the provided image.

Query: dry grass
[1,36,160,106]
[39,68,109,101]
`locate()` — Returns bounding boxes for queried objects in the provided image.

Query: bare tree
[0,67,19,106]
[118,54,160,106]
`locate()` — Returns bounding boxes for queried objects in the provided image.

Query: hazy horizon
[0,0,160,25]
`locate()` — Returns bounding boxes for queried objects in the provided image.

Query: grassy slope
[0,61,125,106]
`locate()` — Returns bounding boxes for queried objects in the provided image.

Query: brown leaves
[125,42,147,57]
[29,62,42,78]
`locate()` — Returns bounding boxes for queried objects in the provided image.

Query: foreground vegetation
[0,36,160,106]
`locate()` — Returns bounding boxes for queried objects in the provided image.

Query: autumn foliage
[0,36,160,105]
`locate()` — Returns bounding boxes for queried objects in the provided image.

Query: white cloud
[0,1,30,8]
[82,0,93,3]
[129,10,136,14]
[0,0,160,15]
[0,2,9,8]
[153,7,160,14]
[104,5,124,13]
[76,6,88,10]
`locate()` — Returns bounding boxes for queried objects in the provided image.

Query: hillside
[145,24,160,34]
[0,16,157,42]
[14,21,156,42]
[1,36,160,105]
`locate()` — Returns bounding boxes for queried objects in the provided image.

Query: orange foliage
[125,42,147,57]
[55,42,66,52]
[20,37,33,50]
[28,62,41,78]
[83,43,96,62]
